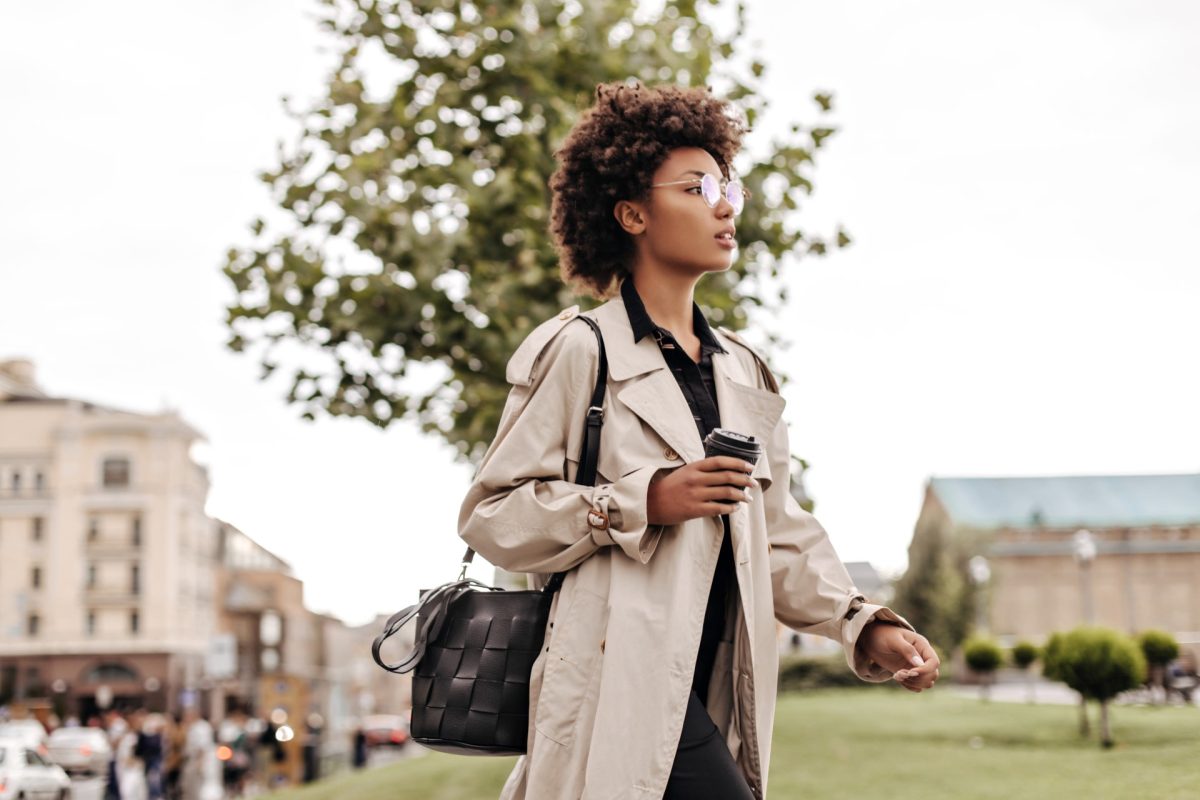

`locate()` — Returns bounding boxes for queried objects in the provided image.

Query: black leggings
[663,690,755,800]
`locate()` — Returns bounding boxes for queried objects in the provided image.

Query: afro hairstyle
[548,81,748,299]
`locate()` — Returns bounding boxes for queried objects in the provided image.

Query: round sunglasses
[650,173,749,215]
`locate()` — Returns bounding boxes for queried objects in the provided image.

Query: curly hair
[549,82,748,299]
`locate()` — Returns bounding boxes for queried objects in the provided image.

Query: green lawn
[269,691,1200,799]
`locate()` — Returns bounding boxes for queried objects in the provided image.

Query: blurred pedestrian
[116,710,148,800]
[352,724,367,769]
[164,713,185,800]
[138,713,167,800]
[104,709,127,800]
[178,708,222,800]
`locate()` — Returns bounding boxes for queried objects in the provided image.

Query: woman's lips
[715,233,736,249]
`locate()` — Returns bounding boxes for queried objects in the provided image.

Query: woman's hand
[857,622,940,692]
[646,456,755,526]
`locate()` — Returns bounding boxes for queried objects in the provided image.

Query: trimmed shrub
[778,655,892,692]
[1137,630,1179,667]
[1011,641,1039,670]
[1057,627,1147,748]
[963,637,1003,673]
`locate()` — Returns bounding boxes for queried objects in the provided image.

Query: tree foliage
[1136,629,1179,667]
[963,637,1002,674]
[1057,628,1147,702]
[1010,641,1038,670]
[222,0,850,463]
[891,523,975,652]
[1041,632,1066,682]
[1056,627,1146,748]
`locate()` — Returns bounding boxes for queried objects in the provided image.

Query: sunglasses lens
[726,181,744,214]
[700,174,721,207]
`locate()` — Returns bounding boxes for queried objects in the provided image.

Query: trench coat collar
[586,295,786,470]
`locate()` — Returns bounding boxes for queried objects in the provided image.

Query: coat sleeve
[458,317,663,574]
[761,410,915,682]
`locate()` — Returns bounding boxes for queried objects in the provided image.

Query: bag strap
[458,315,608,593]
[372,578,498,674]
[372,318,608,676]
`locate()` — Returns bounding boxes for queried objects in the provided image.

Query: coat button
[664,447,680,461]
[558,309,573,320]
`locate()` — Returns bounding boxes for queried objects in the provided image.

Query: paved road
[68,776,105,800]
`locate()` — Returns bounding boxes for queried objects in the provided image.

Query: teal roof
[929,474,1200,529]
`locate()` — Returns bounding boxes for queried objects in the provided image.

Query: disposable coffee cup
[703,428,762,470]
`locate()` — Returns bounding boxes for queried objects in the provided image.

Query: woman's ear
[613,200,646,236]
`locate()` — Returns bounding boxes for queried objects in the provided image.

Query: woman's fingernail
[912,655,925,666]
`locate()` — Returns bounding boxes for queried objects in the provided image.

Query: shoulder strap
[459,315,608,590]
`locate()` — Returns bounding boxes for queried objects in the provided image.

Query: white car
[0,742,72,800]
[0,720,47,751]
[47,727,111,776]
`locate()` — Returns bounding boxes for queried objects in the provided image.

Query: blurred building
[917,474,1200,656]
[0,359,403,751]
[0,359,217,719]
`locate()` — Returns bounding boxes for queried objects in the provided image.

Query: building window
[32,517,43,542]
[87,563,97,589]
[10,471,20,492]
[88,518,99,541]
[102,458,130,489]
[27,614,39,637]
[130,611,140,635]
[83,663,138,684]
[31,566,41,589]
[131,564,140,595]
[132,516,142,546]
[34,472,44,492]
[86,611,96,636]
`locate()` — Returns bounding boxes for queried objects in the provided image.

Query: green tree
[1010,641,1039,704]
[222,0,850,463]
[1041,631,1088,735]
[1137,629,1180,704]
[963,637,1003,701]
[1057,627,1147,748]
[891,525,975,653]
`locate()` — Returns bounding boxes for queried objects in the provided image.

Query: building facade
[0,359,218,718]
[914,474,1200,657]
[0,360,406,742]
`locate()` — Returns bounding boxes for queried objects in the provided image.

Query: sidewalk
[950,676,1199,707]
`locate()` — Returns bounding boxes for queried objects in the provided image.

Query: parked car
[47,726,112,776]
[0,741,72,800]
[0,720,47,751]
[362,714,409,748]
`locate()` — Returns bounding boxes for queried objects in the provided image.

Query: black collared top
[620,277,734,700]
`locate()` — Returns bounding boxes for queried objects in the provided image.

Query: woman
[459,82,939,800]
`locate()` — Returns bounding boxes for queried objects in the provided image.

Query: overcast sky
[2,1,1197,626]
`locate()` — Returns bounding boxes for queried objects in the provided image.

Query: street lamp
[1072,529,1097,624]
[968,555,991,633]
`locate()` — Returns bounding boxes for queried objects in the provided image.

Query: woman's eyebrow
[675,169,710,179]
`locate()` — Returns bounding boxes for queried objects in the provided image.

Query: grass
[267,690,1200,799]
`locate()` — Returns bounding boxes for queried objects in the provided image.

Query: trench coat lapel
[712,338,787,658]
[587,298,788,473]
[588,299,707,464]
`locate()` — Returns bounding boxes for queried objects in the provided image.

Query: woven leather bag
[372,316,608,755]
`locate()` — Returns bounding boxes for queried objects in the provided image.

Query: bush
[1011,641,1039,670]
[1137,630,1179,667]
[963,637,1003,674]
[778,655,893,692]
[1042,632,1066,682]
[1056,627,1147,748]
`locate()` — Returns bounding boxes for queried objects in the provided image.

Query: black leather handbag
[372,315,608,755]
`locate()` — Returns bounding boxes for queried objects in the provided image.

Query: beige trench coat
[459,296,912,800]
